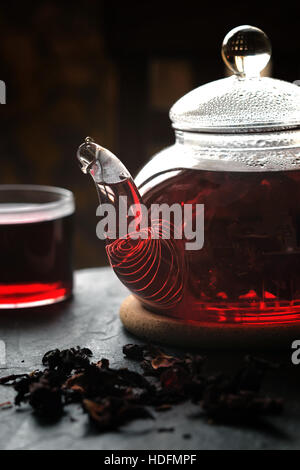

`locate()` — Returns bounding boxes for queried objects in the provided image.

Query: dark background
[0,0,299,269]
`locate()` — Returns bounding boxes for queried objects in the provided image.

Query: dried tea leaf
[0,344,284,430]
[0,374,29,385]
[29,380,63,418]
[42,346,93,372]
[151,354,179,370]
[123,344,145,361]
[83,397,153,431]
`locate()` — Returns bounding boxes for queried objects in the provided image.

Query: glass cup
[0,185,75,308]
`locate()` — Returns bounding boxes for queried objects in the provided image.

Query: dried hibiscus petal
[151,354,179,370]
[29,381,63,418]
[123,344,145,361]
[83,397,152,431]
[0,344,284,431]
[0,374,29,385]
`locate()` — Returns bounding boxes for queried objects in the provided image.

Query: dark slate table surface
[1,267,300,450]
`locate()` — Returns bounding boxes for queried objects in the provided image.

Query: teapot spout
[77,136,144,230]
[77,137,184,312]
[77,137,132,183]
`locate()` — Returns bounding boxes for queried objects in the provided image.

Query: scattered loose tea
[0,344,283,432]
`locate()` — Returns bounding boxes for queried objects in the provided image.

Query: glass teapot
[77,26,300,325]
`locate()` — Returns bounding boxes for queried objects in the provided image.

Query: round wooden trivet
[120,295,300,349]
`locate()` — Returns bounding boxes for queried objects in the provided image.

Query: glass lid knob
[221,25,271,77]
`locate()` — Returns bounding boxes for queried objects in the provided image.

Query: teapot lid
[170,25,300,133]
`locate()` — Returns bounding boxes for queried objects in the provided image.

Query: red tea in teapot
[142,168,300,324]
[78,137,300,325]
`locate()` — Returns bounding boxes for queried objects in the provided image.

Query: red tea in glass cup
[0,185,74,308]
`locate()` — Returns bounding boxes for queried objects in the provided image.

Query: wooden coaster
[120,295,300,349]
